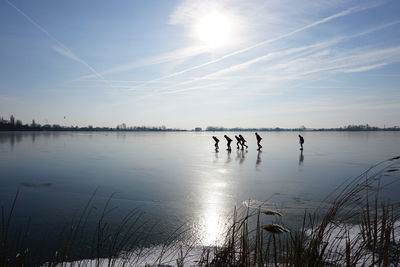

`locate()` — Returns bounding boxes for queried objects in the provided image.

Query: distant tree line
[1,115,399,132]
[0,115,185,132]
[205,124,400,132]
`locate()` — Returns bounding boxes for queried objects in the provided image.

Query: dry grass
[197,156,400,267]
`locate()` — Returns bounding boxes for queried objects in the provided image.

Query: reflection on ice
[225,151,232,164]
[197,170,230,246]
[217,168,228,174]
[236,149,247,164]
[212,182,227,188]
[299,150,304,166]
[200,201,225,246]
[256,150,262,168]
[52,245,207,267]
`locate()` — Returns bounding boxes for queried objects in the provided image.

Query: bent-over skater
[212,136,220,149]
[224,135,233,151]
[239,134,248,150]
[235,135,241,149]
[298,134,304,150]
[255,132,262,150]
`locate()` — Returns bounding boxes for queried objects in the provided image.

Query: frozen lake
[0,131,399,262]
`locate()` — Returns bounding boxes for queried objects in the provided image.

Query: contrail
[5,0,103,79]
[154,19,400,95]
[129,2,382,92]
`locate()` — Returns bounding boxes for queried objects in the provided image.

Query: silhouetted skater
[235,135,241,149]
[238,134,248,150]
[255,132,262,150]
[298,135,304,150]
[224,135,233,151]
[212,136,220,149]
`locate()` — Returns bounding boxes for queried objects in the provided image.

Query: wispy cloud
[138,2,386,97]
[6,0,102,79]
[343,63,389,73]
[52,45,81,62]
[145,19,400,97]
[0,95,20,103]
[76,1,381,93]
[162,82,228,95]
[76,46,208,81]
[273,45,400,77]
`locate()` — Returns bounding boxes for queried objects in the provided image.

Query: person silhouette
[224,135,233,151]
[238,134,248,150]
[235,135,241,149]
[212,136,220,149]
[298,134,304,150]
[255,132,262,150]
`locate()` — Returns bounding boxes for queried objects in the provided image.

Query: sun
[194,11,232,49]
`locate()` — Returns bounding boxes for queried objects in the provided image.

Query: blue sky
[0,0,399,128]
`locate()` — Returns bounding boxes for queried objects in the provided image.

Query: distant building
[10,115,15,125]
[194,127,202,132]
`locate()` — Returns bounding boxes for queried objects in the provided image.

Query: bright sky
[0,0,399,129]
